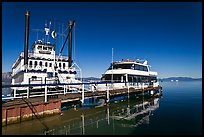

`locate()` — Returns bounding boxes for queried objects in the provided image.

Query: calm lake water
[2,81,202,135]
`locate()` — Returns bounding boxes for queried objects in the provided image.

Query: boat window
[59,63,61,68]
[143,66,148,72]
[29,61,32,66]
[45,62,48,67]
[31,76,37,79]
[49,63,52,67]
[34,61,37,67]
[150,76,157,82]
[63,63,65,69]
[48,47,52,51]
[43,46,47,50]
[102,74,123,82]
[139,65,143,71]
[134,64,140,70]
[109,63,133,70]
[138,77,142,82]
[39,61,42,66]
[37,46,42,50]
[47,72,53,78]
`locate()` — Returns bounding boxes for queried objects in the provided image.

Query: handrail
[2,81,131,88]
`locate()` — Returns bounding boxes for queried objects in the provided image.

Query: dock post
[142,83,145,89]
[64,85,66,95]
[27,87,29,98]
[14,88,16,98]
[81,84,84,104]
[127,83,129,94]
[106,84,110,103]
[45,85,47,102]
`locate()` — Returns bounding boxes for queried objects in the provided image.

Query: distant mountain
[83,77,101,82]
[159,77,202,82]
[2,72,12,95]
[2,72,12,84]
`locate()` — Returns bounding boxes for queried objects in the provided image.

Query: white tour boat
[96,59,159,91]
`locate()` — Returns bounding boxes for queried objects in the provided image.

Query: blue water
[2,81,202,135]
[131,81,202,135]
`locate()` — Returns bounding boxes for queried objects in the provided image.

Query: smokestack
[24,11,30,67]
[68,21,73,68]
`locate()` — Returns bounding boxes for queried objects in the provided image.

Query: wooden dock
[2,84,162,126]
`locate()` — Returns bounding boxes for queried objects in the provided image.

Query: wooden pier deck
[2,85,162,126]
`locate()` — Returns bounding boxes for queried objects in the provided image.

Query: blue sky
[2,2,202,78]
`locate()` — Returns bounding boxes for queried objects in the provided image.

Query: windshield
[108,63,149,71]
[108,63,134,70]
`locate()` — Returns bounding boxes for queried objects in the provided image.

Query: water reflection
[2,92,162,135]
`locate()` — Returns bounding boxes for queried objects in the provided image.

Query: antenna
[32,29,44,41]
[111,48,114,82]
[62,23,64,47]
[47,21,52,43]
[44,20,47,43]
[56,23,66,50]
[44,20,51,44]
[73,21,76,62]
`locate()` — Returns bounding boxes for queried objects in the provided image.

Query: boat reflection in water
[2,91,162,135]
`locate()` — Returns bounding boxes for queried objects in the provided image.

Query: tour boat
[11,11,82,94]
[96,59,159,91]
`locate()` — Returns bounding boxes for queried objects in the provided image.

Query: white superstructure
[96,59,159,91]
[11,41,81,87]
[11,11,82,93]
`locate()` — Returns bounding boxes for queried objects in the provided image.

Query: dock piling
[45,85,47,102]
[27,87,29,98]
[127,84,129,93]
[64,85,66,95]
[14,88,16,98]
[81,84,84,104]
